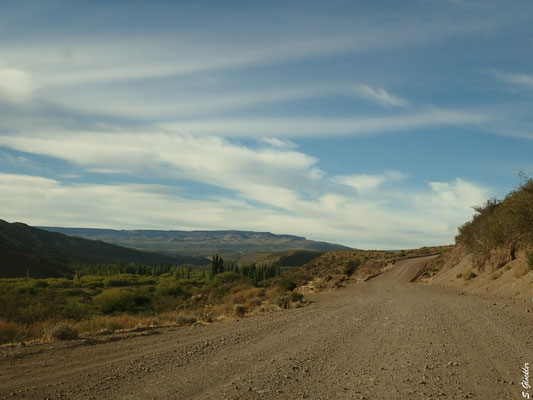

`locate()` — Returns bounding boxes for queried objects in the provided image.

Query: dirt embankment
[415,245,533,300]
[1,256,531,399]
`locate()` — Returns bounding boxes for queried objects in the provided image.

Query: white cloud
[496,71,533,89]
[0,173,259,230]
[42,83,347,120]
[353,84,408,107]
[0,130,491,248]
[0,132,322,211]
[158,109,489,138]
[0,168,488,249]
[0,3,517,90]
[333,174,385,192]
[332,171,406,193]
[261,137,297,149]
[424,178,488,211]
[0,64,36,103]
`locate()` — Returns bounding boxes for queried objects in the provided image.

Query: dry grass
[0,320,23,344]
[513,264,530,279]
[463,271,477,281]
[212,285,267,317]
[46,324,78,341]
[76,314,150,334]
[491,271,502,280]
[0,311,202,345]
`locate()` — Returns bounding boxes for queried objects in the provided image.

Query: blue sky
[1,0,532,249]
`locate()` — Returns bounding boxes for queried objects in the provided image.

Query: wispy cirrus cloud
[495,71,533,89]
[0,132,323,210]
[261,137,297,149]
[159,108,490,138]
[332,171,406,193]
[353,84,408,107]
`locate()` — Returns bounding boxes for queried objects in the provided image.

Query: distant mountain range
[0,220,352,278]
[38,227,352,257]
[0,220,204,278]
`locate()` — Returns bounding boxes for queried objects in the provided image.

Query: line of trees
[79,255,284,283]
[210,254,282,282]
[82,262,181,277]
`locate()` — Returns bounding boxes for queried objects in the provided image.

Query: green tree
[210,254,224,278]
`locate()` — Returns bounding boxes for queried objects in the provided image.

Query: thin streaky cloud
[504,73,533,88]
[41,84,354,120]
[494,71,533,89]
[1,7,520,88]
[159,109,490,138]
[353,84,408,107]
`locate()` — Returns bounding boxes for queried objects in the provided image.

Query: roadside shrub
[289,291,304,302]
[170,313,197,325]
[456,177,533,259]
[155,281,187,297]
[206,273,252,303]
[80,275,105,286]
[272,294,290,309]
[48,278,74,288]
[0,319,21,344]
[227,286,264,305]
[528,252,533,271]
[233,304,246,317]
[104,277,134,287]
[64,288,84,296]
[46,324,78,341]
[343,258,361,276]
[277,272,311,292]
[279,279,296,292]
[32,280,49,288]
[17,286,35,295]
[211,272,247,286]
[93,288,150,313]
[77,315,139,333]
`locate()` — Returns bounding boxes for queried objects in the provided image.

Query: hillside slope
[414,178,533,298]
[39,227,352,256]
[0,220,203,278]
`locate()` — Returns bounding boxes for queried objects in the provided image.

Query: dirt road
[1,257,532,399]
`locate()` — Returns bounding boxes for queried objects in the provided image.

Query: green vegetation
[208,254,282,283]
[0,219,204,278]
[343,258,361,276]
[528,252,533,271]
[0,254,304,344]
[46,324,79,341]
[456,176,533,260]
